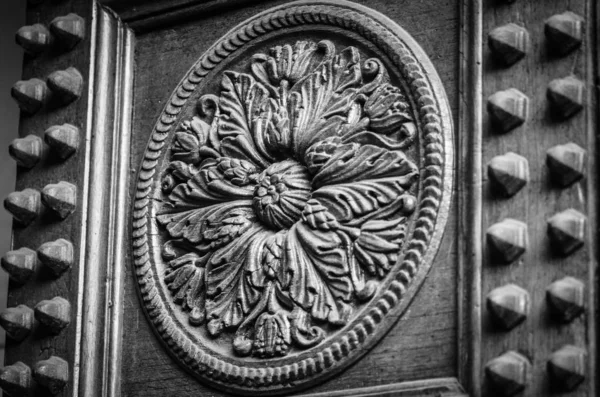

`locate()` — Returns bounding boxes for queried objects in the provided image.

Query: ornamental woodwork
[1,0,598,396]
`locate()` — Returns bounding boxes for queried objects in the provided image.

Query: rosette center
[253,159,311,230]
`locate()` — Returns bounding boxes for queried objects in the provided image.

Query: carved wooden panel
[0,0,597,396]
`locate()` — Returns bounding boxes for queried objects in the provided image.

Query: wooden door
[0,1,597,396]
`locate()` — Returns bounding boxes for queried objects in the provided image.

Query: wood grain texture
[480,1,597,396]
[5,1,93,397]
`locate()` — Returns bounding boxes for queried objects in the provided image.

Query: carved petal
[311,142,418,189]
[286,223,352,324]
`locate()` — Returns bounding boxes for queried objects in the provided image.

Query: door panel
[0,1,596,397]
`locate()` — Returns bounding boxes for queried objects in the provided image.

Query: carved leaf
[164,253,206,324]
[205,224,268,335]
[312,178,414,223]
[286,222,352,324]
[354,218,408,278]
[310,142,418,189]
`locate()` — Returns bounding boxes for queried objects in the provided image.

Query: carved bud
[548,345,586,391]
[0,305,34,342]
[1,247,37,284]
[545,12,583,56]
[364,83,412,134]
[34,297,71,335]
[305,137,341,175]
[4,188,41,226]
[485,351,530,396]
[486,219,527,264]
[11,78,49,114]
[32,356,69,394]
[488,23,529,66]
[546,277,584,322]
[47,67,83,105]
[547,76,584,120]
[487,88,529,133]
[172,131,201,164]
[488,153,529,197]
[547,209,586,256]
[50,14,85,51]
[45,123,79,160]
[41,181,77,219]
[37,239,73,276]
[9,135,43,169]
[487,284,530,330]
[301,199,339,231]
[216,157,257,186]
[15,24,52,55]
[0,362,32,396]
[253,312,291,358]
[546,142,586,187]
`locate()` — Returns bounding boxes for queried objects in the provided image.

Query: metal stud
[45,123,79,160]
[488,153,529,197]
[545,12,583,56]
[547,277,584,322]
[548,345,586,391]
[486,219,527,264]
[1,247,37,284]
[34,297,71,335]
[0,362,32,396]
[32,356,69,394]
[546,143,586,187]
[50,14,85,51]
[487,88,529,133]
[15,23,52,55]
[547,209,586,256]
[488,23,529,66]
[485,351,530,396]
[41,181,77,219]
[547,76,584,120]
[11,78,49,114]
[0,305,34,342]
[487,284,529,330]
[4,188,41,226]
[47,67,83,105]
[37,238,73,276]
[9,135,43,169]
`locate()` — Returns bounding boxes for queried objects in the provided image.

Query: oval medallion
[132,0,453,394]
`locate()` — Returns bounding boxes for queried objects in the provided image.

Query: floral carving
[157,40,420,358]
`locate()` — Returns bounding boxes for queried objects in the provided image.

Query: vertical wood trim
[73,3,134,396]
[458,0,483,396]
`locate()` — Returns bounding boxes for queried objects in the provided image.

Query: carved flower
[157,40,419,357]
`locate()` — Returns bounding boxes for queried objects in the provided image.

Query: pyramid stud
[548,345,586,391]
[37,239,73,276]
[487,284,529,330]
[0,305,34,342]
[487,219,527,264]
[488,153,529,197]
[545,12,583,56]
[546,143,586,187]
[488,23,529,66]
[32,356,69,394]
[485,351,530,396]
[11,78,49,114]
[547,277,584,322]
[487,88,529,133]
[47,67,83,105]
[15,23,52,55]
[4,188,41,226]
[547,209,586,256]
[34,297,71,335]
[50,14,85,51]
[41,181,77,219]
[547,76,584,119]
[0,362,32,396]
[9,135,43,169]
[45,124,79,160]
[1,247,37,284]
